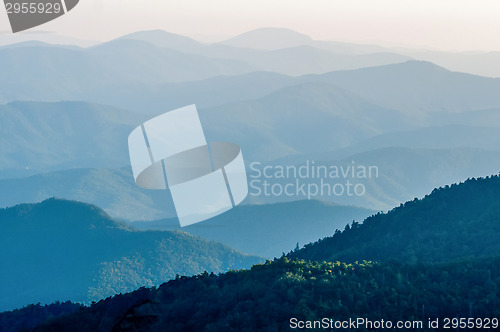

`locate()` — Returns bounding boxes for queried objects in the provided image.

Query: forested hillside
[12,258,499,332]
[291,174,500,263]
[0,199,261,312]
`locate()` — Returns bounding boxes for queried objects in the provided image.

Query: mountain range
[257,146,500,210]
[300,61,500,114]
[2,145,499,221]
[0,29,412,105]
[2,28,500,107]
[0,101,144,174]
[2,26,500,331]
[124,28,500,77]
[5,174,499,331]
[133,200,374,258]
[0,168,176,221]
[120,28,412,76]
[0,39,252,103]
[92,60,500,118]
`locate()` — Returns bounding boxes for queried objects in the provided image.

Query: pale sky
[1,0,500,51]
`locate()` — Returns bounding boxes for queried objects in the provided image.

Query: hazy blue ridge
[133,200,375,259]
[0,199,263,312]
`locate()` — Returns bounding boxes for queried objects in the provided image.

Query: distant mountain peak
[1,198,133,231]
[118,29,204,52]
[340,60,450,74]
[395,59,450,71]
[120,29,200,43]
[0,198,262,311]
[221,27,314,50]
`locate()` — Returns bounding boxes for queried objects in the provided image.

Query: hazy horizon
[1,0,500,52]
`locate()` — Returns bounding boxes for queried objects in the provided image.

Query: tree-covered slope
[291,175,500,263]
[0,199,262,312]
[14,257,500,332]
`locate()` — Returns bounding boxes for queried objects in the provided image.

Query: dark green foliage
[291,175,500,263]
[20,257,500,331]
[0,302,82,332]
